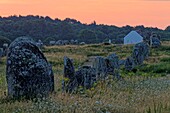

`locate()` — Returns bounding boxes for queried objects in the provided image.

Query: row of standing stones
[63,36,161,92]
[4,36,161,99]
[63,54,120,93]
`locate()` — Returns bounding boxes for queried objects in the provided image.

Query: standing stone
[105,53,121,79]
[93,56,107,80]
[82,56,96,67]
[6,37,54,99]
[124,56,135,71]
[64,56,75,79]
[150,33,161,48]
[132,42,149,65]
[63,56,77,92]
[2,43,8,57]
[75,66,96,89]
[63,57,96,92]
[143,43,150,60]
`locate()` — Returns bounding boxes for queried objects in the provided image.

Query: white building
[124,31,143,44]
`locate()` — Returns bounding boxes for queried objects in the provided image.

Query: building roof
[124,30,143,44]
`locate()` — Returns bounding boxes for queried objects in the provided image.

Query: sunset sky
[0,0,170,29]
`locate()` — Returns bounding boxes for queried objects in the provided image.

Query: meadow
[0,41,170,113]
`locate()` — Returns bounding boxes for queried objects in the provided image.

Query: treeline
[0,15,170,46]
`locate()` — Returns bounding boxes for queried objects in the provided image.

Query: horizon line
[0,14,167,30]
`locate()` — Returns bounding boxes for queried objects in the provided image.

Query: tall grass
[0,42,170,113]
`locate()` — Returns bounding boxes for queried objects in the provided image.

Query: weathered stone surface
[119,60,125,66]
[124,56,135,71]
[64,56,75,79]
[63,54,123,92]
[107,53,120,67]
[93,56,107,80]
[105,53,120,79]
[63,56,77,92]
[6,37,54,99]
[82,56,97,68]
[2,43,8,57]
[82,56,108,80]
[75,66,96,89]
[132,42,149,65]
[150,34,161,48]
[63,57,97,92]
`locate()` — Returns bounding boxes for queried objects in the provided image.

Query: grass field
[0,41,170,113]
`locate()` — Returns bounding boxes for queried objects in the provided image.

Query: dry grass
[0,42,170,113]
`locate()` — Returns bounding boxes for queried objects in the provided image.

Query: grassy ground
[0,41,170,113]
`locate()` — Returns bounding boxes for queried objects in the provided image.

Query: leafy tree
[0,15,169,44]
[78,29,97,43]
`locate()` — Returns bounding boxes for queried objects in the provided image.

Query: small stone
[150,33,161,48]
[124,56,135,71]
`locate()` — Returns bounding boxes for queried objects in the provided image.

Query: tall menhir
[6,37,54,99]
